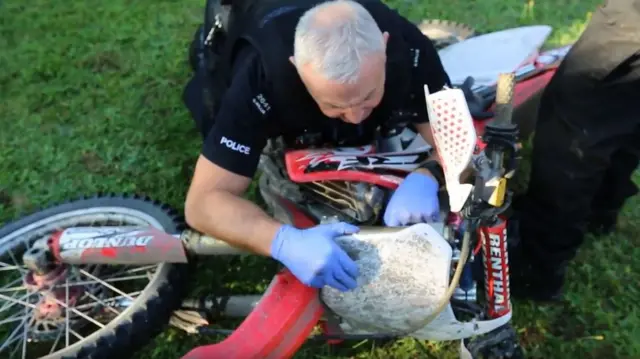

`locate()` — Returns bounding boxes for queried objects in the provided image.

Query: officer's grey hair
[293,0,385,84]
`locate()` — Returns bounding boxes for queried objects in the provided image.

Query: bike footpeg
[461,324,525,359]
[320,312,346,345]
[170,310,211,334]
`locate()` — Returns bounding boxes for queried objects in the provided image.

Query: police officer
[510,0,640,301]
[182,0,451,292]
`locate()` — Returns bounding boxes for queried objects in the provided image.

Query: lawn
[1,0,638,358]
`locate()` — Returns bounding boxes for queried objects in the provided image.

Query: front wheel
[0,194,190,359]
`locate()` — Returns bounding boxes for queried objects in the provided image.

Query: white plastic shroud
[424,85,477,213]
[322,224,512,343]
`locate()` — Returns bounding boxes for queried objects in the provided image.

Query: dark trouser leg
[588,149,639,234]
[513,0,640,298]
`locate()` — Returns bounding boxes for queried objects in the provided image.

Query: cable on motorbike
[401,73,519,335]
[190,73,521,342]
[405,222,472,333]
[336,223,473,337]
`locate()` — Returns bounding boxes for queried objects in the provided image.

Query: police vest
[212,0,415,145]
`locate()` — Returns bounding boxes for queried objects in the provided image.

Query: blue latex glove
[270,222,360,292]
[383,171,440,226]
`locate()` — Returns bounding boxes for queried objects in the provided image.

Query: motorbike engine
[300,181,386,224]
[259,122,430,225]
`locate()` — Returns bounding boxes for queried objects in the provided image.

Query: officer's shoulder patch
[251,92,272,116]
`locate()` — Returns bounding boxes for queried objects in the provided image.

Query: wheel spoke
[78,269,135,301]
[0,277,27,293]
[21,307,29,359]
[0,312,30,353]
[69,328,84,341]
[0,313,28,326]
[0,291,34,313]
[65,276,70,347]
[47,296,105,329]
[0,200,176,358]
[84,291,121,316]
[0,264,25,272]
[121,265,158,274]
[7,249,20,266]
[0,292,37,310]
[7,249,26,274]
[73,291,142,311]
[54,273,152,289]
[49,330,62,355]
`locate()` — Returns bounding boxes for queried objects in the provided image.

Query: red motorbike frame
[11,44,570,359]
[179,45,569,358]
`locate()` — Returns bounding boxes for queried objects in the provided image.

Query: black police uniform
[513,0,640,299]
[182,0,450,179]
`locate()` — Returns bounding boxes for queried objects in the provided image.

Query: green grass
[1,0,639,358]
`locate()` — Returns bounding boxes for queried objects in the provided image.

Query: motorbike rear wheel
[417,19,477,49]
[0,194,189,359]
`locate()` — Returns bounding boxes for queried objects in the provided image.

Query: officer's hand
[270,222,360,292]
[383,171,440,226]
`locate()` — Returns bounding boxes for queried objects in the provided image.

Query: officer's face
[292,34,388,125]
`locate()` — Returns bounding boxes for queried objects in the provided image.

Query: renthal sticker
[60,234,153,250]
[487,229,509,314]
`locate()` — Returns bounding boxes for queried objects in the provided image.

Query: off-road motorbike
[0,20,573,359]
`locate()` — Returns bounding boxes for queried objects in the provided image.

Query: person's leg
[511,92,612,300]
[588,148,639,235]
[511,1,640,301]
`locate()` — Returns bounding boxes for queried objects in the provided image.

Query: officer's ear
[382,32,389,48]
[288,56,296,67]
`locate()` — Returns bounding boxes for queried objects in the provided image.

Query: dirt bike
[0,22,572,359]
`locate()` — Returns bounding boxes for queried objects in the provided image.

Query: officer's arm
[414,121,474,183]
[413,122,444,182]
[396,16,451,141]
[185,156,280,256]
[389,11,456,176]
[184,54,281,256]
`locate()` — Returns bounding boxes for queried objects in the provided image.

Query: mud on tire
[0,194,190,359]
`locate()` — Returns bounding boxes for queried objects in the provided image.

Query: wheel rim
[0,207,172,359]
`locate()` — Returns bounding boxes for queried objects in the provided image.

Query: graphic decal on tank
[296,151,431,172]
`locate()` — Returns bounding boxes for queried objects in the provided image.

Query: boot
[587,209,619,236]
[508,242,566,302]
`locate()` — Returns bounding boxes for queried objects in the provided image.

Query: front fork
[461,73,524,358]
[480,217,511,319]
